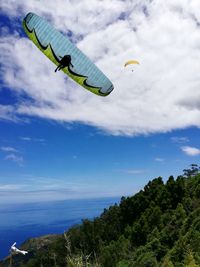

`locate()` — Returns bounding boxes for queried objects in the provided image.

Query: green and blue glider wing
[23,12,114,96]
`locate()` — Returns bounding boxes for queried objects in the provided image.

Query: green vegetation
[3,164,200,267]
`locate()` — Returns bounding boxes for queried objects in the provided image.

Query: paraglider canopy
[22,12,114,97]
[124,60,140,67]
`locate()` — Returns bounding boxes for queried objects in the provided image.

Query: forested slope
[1,164,200,267]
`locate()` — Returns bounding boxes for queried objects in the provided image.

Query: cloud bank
[1,0,200,136]
[0,176,120,204]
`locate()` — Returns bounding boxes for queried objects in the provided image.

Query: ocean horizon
[0,196,120,260]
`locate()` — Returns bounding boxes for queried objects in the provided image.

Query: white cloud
[1,146,17,152]
[0,183,24,191]
[20,136,45,142]
[0,105,19,121]
[155,158,165,162]
[1,145,24,166]
[171,136,189,143]
[1,0,200,135]
[20,136,32,141]
[181,146,200,156]
[5,153,24,166]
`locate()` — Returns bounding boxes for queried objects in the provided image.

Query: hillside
[1,164,200,267]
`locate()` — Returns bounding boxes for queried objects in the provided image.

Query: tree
[183,164,200,178]
[100,236,130,267]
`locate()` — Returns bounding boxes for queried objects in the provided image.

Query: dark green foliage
[99,236,130,267]
[4,164,200,267]
[183,164,200,178]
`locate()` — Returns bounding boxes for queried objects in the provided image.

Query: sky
[0,0,200,204]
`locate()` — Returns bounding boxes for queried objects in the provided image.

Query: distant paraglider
[124,60,140,72]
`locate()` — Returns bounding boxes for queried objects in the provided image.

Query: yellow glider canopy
[124,60,140,67]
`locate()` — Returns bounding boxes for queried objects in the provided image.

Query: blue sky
[1,0,200,203]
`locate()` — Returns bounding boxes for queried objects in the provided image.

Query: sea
[0,197,120,260]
